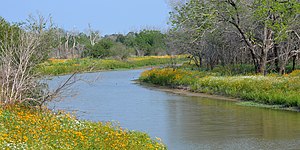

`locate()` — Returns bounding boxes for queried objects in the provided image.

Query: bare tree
[0,30,41,105]
[0,16,78,106]
[87,24,101,46]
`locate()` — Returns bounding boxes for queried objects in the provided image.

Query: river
[48,69,300,150]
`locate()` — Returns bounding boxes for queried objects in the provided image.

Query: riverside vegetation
[139,66,300,109]
[0,105,166,149]
[38,55,187,75]
[1,0,300,148]
[0,16,170,149]
[0,55,183,149]
[0,55,186,149]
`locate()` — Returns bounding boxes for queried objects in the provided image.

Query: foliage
[23,14,60,62]
[83,29,168,58]
[168,0,300,74]
[0,17,21,47]
[169,0,216,38]
[134,30,167,56]
[38,55,188,75]
[109,42,134,60]
[0,18,48,105]
[140,68,300,108]
[83,38,115,58]
[83,39,134,60]
[0,105,166,149]
[253,0,300,42]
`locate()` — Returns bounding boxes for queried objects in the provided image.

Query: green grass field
[139,68,300,108]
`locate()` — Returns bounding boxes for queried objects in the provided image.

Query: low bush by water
[0,105,166,149]
[140,68,300,108]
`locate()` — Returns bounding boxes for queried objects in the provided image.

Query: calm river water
[48,69,300,150]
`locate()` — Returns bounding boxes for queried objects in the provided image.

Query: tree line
[1,16,168,60]
[168,0,300,74]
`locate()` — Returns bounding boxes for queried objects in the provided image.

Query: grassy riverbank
[0,105,166,149]
[139,68,300,109]
[38,55,187,75]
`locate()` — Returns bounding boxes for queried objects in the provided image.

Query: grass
[0,105,166,149]
[37,55,188,75]
[237,101,282,109]
[139,68,300,109]
[0,56,181,149]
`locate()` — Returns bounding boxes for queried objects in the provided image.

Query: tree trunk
[259,50,268,75]
[273,44,280,72]
[279,63,286,74]
[259,27,274,75]
[292,55,297,71]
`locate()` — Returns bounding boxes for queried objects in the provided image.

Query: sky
[0,0,171,35]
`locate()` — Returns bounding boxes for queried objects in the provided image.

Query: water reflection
[48,69,300,150]
[165,96,300,149]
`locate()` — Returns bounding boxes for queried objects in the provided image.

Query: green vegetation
[83,29,167,59]
[169,0,300,74]
[139,68,300,109]
[0,16,169,149]
[38,55,187,75]
[0,105,166,149]
[1,0,299,147]
[237,101,283,110]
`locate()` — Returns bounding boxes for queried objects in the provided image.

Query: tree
[0,16,76,106]
[168,0,218,68]
[135,30,167,56]
[87,24,101,46]
[0,17,21,49]
[168,0,300,74]
[83,38,114,58]
[216,0,300,74]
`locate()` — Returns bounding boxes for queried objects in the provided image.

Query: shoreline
[135,80,300,112]
[41,65,167,77]
[39,56,188,76]
[136,80,239,102]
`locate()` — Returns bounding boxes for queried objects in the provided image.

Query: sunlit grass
[0,105,166,149]
[38,55,188,75]
[140,68,300,108]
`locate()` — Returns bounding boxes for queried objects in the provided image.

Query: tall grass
[0,105,166,149]
[38,55,188,75]
[140,68,300,108]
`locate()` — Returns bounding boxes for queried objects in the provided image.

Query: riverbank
[38,55,187,76]
[0,105,166,149]
[137,81,238,102]
[139,68,300,111]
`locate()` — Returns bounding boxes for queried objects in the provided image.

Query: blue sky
[0,0,171,35]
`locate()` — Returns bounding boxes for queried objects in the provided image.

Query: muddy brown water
[48,69,300,150]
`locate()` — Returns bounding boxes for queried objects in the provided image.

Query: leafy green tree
[135,30,167,56]
[109,42,134,60]
[168,0,217,68]
[83,38,114,58]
